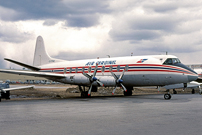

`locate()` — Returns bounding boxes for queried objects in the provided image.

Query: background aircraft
[0,36,198,100]
[0,81,34,102]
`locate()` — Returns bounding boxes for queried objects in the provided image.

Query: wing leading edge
[0,69,66,79]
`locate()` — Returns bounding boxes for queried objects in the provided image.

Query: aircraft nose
[188,75,198,82]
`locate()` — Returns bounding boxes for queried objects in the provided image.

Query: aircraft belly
[122,73,189,86]
[48,72,191,87]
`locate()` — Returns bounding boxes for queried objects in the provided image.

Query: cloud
[1,0,202,69]
[0,0,111,27]
[0,21,34,43]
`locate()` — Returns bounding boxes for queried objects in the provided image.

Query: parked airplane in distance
[0,81,34,102]
[0,36,199,100]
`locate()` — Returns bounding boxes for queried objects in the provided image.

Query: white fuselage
[38,55,198,87]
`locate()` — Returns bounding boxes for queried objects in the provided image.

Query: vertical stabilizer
[33,36,64,67]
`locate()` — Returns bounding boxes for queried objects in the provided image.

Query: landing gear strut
[192,89,195,94]
[173,89,177,94]
[79,86,91,98]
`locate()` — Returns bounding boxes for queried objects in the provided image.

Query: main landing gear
[164,89,171,100]
[123,86,133,96]
[192,89,195,94]
[79,86,90,98]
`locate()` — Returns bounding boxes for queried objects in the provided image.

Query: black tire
[124,90,132,96]
[164,94,171,100]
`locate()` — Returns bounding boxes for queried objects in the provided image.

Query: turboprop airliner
[0,36,198,100]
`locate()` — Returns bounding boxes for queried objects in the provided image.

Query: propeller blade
[96,80,104,87]
[83,72,91,79]
[93,63,98,77]
[120,83,127,92]
[112,86,117,95]
[119,70,125,80]
[88,84,93,96]
[110,72,118,80]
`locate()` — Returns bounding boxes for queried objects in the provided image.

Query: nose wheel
[164,93,171,100]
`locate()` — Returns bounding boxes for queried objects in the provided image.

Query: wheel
[164,94,171,100]
[0,97,1,102]
[192,89,195,94]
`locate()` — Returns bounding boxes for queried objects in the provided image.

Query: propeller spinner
[111,70,127,95]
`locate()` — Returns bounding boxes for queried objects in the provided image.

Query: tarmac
[0,94,202,135]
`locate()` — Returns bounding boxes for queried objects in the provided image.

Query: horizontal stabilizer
[4,58,40,71]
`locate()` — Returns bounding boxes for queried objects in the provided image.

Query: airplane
[0,36,199,100]
[0,81,34,102]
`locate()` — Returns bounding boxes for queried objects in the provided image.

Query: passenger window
[117,65,120,72]
[64,68,67,74]
[109,66,113,71]
[70,68,72,73]
[88,67,91,73]
[75,67,78,73]
[102,66,105,72]
[82,67,85,72]
[125,65,128,71]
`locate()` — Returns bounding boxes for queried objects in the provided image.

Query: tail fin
[33,36,64,67]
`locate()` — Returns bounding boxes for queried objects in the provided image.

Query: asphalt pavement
[0,94,202,135]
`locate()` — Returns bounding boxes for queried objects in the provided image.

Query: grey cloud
[0,56,6,69]
[0,0,111,27]
[64,14,99,27]
[109,30,162,41]
[129,16,178,31]
[43,19,58,26]
[144,2,179,13]
[0,24,34,43]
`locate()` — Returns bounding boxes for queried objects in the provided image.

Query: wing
[2,85,34,92]
[164,81,201,89]
[195,77,202,83]
[0,69,66,79]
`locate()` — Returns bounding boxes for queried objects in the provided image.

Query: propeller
[82,63,104,96]
[111,70,127,95]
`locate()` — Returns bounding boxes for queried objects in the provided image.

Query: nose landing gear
[164,89,171,100]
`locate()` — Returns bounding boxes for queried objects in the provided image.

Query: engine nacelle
[97,76,116,87]
[59,74,117,87]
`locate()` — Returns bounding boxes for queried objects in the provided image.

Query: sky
[0,0,202,69]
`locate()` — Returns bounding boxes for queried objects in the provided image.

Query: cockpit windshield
[163,58,181,65]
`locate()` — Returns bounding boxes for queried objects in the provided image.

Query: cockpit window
[163,58,181,65]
